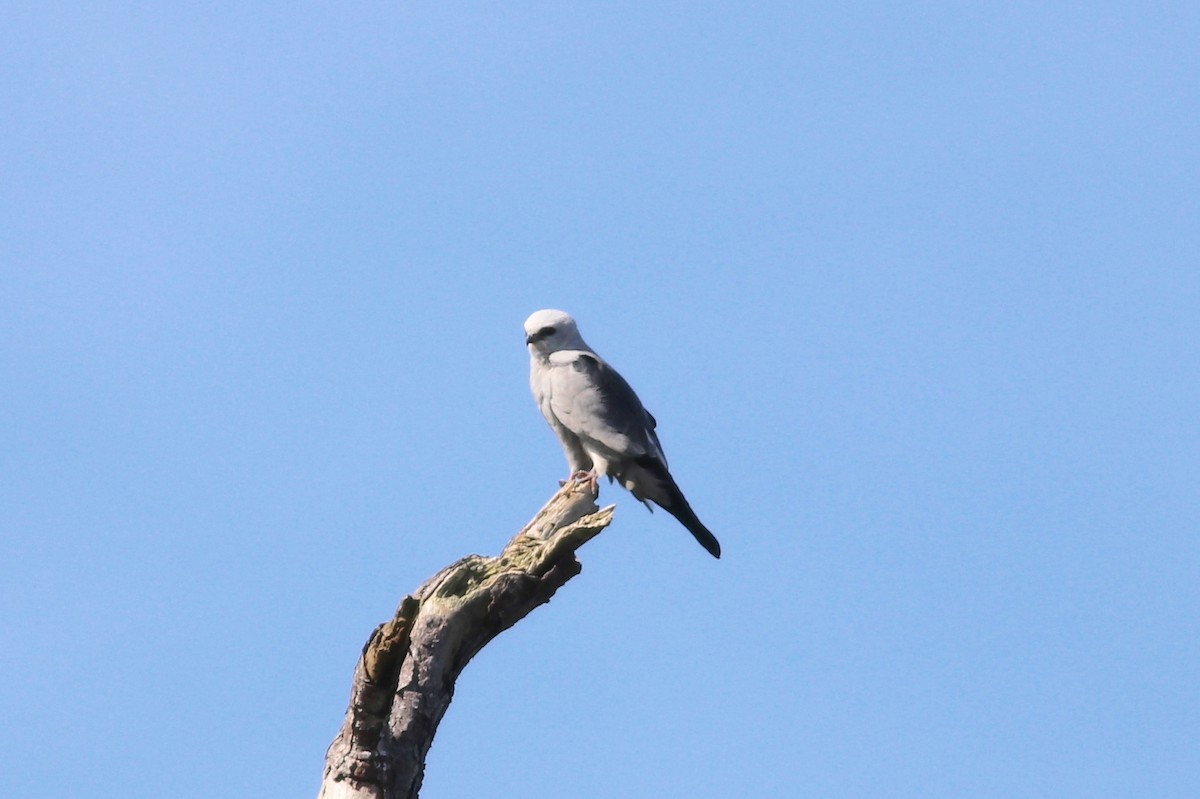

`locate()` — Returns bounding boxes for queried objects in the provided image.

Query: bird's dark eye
[537,326,556,338]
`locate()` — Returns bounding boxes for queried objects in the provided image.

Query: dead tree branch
[318,483,615,799]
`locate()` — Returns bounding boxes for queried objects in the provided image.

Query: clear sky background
[2,3,1197,797]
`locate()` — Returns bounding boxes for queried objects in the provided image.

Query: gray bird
[524,309,721,558]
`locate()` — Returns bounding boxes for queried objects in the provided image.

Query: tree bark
[318,483,615,799]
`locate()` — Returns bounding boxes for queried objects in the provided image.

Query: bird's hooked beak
[525,334,534,345]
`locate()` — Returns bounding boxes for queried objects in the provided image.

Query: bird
[524,309,721,558]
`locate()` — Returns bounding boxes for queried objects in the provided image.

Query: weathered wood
[318,483,615,799]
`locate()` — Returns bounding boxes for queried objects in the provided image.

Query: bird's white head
[524,309,588,356]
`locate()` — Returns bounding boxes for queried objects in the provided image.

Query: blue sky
[2,3,1197,797]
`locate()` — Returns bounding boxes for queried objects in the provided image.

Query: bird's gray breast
[531,357,570,432]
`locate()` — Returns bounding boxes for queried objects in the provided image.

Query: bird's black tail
[628,455,721,559]
[662,478,721,559]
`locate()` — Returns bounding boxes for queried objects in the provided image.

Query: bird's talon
[566,470,599,495]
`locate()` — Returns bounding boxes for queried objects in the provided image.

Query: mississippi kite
[524,309,721,558]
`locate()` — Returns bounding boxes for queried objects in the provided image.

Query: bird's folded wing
[547,351,666,464]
